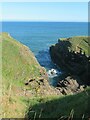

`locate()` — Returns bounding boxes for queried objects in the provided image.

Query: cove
[36,49,62,86]
[2,22,88,86]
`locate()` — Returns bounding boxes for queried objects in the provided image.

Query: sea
[1,22,88,86]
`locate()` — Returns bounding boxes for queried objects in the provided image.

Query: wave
[47,68,61,78]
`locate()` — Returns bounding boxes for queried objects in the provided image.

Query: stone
[56,75,85,95]
[25,82,29,85]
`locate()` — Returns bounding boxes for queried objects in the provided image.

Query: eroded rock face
[50,37,90,86]
[49,36,90,95]
[56,76,86,95]
[24,74,87,96]
[24,77,62,96]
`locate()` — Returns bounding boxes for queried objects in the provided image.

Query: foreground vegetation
[1,33,90,119]
[26,88,90,119]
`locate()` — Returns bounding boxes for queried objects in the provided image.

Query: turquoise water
[2,22,88,86]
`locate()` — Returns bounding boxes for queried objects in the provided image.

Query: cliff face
[50,36,90,85]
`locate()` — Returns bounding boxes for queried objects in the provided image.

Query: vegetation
[26,88,90,119]
[1,32,46,118]
[59,36,89,56]
[1,33,90,119]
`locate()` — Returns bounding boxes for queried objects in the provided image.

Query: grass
[0,32,2,118]
[2,33,42,92]
[26,87,90,119]
[1,33,90,119]
[1,32,45,118]
[59,36,89,56]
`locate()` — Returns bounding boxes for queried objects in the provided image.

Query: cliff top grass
[58,36,89,56]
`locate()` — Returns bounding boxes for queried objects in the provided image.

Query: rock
[57,75,85,95]
[28,79,35,82]
[65,76,79,90]
[24,78,35,86]
[62,88,72,95]
[25,82,29,85]
[79,85,84,91]
[24,77,63,96]
[50,36,90,85]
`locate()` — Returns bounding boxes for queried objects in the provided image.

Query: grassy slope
[60,36,89,56]
[1,33,90,118]
[1,33,45,118]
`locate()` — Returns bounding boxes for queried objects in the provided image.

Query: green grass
[26,87,90,119]
[59,36,89,56]
[1,32,45,118]
[2,33,42,92]
[0,32,2,118]
[1,33,90,119]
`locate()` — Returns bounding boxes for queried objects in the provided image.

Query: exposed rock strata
[50,37,90,94]
[57,76,86,95]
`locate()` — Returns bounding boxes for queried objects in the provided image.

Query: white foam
[47,68,61,78]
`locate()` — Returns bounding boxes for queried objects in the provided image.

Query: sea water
[1,22,88,86]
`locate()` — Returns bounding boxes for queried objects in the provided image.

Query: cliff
[1,33,60,118]
[50,36,90,85]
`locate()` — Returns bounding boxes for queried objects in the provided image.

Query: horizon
[1,19,89,22]
[1,21,88,22]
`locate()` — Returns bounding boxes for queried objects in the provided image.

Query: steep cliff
[50,36,90,85]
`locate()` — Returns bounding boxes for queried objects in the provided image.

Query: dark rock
[50,37,90,86]
[25,82,29,85]
[25,79,35,86]
[29,79,35,82]
[39,78,44,83]
[62,89,67,95]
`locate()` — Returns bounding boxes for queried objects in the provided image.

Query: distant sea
[1,22,88,86]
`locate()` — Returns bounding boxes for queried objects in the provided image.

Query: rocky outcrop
[50,37,90,86]
[24,77,62,96]
[56,76,87,95]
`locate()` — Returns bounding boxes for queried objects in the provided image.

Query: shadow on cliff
[50,40,90,86]
[57,72,85,87]
[25,88,90,119]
